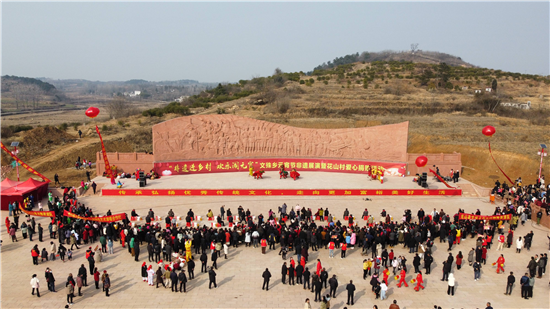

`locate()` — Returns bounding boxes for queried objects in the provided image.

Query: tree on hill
[491,79,498,92]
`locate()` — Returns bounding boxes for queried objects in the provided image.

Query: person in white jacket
[30,274,40,297]
[516,237,524,253]
[447,273,455,296]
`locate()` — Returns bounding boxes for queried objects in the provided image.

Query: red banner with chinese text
[63,210,126,223]
[95,126,115,183]
[102,188,462,196]
[18,203,55,217]
[155,158,406,176]
[0,141,51,182]
[458,213,512,221]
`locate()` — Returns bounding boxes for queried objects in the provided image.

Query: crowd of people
[4,176,549,308]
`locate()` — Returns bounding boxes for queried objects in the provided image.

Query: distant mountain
[311,50,475,73]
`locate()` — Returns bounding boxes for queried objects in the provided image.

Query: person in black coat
[320,268,328,289]
[328,275,338,298]
[208,267,217,289]
[424,253,433,274]
[262,268,271,290]
[441,260,451,281]
[211,251,218,270]
[78,264,88,286]
[505,271,515,295]
[346,280,356,306]
[303,267,311,290]
[200,252,208,273]
[413,254,421,273]
[288,263,295,285]
[134,241,140,261]
[314,278,323,302]
[296,264,304,284]
[170,269,178,292]
[147,243,154,262]
[87,253,95,276]
[187,258,195,279]
[281,262,287,284]
[178,270,187,292]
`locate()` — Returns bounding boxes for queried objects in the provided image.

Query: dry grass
[2,63,549,188]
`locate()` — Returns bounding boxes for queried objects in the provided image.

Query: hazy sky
[2,1,549,83]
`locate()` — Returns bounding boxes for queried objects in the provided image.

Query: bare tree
[410,43,419,54]
[106,97,132,119]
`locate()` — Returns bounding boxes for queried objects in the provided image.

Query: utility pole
[538,144,547,183]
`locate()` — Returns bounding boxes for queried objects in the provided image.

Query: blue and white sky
[2,1,549,83]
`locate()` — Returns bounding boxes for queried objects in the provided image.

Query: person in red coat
[496,254,505,274]
[120,230,126,248]
[94,268,100,289]
[316,259,322,276]
[261,238,267,254]
[31,245,40,265]
[414,271,424,291]
[397,269,408,287]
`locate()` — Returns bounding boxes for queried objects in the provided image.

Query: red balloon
[85,106,100,118]
[415,156,428,168]
[482,125,495,137]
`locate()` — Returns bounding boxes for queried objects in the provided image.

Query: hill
[311,50,475,73]
[2,52,550,188]
[1,75,70,113]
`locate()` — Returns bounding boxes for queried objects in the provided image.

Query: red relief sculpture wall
[152,115,409,163]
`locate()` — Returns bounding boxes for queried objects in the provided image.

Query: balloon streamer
[95,125,115,184]
[428,169,456,189]
[0,141,51,182]
[488,142,514,185]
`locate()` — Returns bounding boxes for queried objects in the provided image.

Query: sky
[2,1,549,83]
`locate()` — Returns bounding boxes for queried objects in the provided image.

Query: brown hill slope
[2,61,549,187]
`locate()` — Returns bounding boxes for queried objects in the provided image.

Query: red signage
[155,158,406,176]
[458,213,512,221]
[102,188,462,196]
[19,203,55,218]
[63,210,126,223]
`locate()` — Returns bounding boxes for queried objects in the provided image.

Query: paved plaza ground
[1,175,549,309]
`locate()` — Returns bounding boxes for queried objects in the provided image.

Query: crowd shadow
[217,275,234,287]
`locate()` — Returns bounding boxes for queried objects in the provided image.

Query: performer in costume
[147,265,155,286]
[253,170,264,179]
[290,168,300,181]
[495,254,505,274]
[397,269,408,287]
[185,240,192,262]
[414,271,424,291]
[279,165,288,179]
[382,267,390,286]
[141,262,148,282]
[249,164,254,177]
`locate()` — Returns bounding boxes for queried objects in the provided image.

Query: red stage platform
[100,171,462,197]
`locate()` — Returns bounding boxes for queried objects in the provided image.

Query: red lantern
[415,156,428,167]
[482,125,495,137]
[85,106,100,118]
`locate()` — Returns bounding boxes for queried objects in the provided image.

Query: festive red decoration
[415,156,428,167]
[85,106,100,118]
[482,125,495,137]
